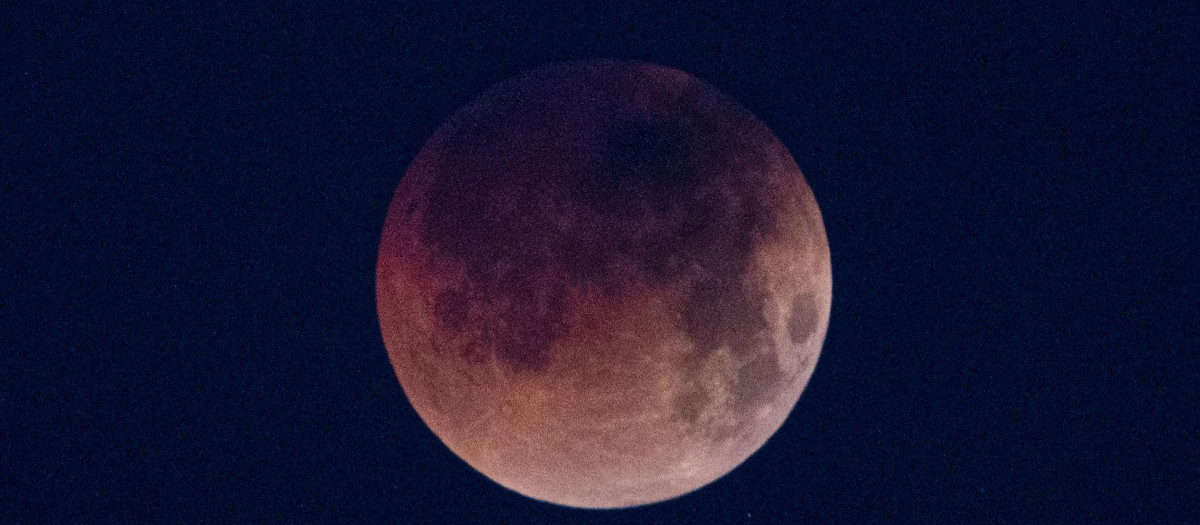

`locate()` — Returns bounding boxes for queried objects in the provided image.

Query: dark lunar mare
[787,293,821,345]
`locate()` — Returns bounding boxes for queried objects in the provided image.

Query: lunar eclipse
[376,60,831,508]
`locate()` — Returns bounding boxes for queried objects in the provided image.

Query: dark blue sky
[5,2,1196,522]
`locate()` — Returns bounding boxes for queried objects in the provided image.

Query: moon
[376,60,831,508]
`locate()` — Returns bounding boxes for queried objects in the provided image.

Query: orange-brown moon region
[376,60,831,508]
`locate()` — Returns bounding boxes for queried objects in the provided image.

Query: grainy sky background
[5,2,1196,522]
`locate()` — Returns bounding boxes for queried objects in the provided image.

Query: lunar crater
[787,293,821,346]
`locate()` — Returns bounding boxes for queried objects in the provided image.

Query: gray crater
[787,293,820,345]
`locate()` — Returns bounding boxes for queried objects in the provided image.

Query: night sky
[5,2,1196,522]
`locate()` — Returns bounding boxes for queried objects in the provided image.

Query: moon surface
[376,60,831,508]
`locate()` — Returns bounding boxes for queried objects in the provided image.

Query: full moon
[376,60,831,508]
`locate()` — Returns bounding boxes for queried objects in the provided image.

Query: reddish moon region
[376,60,831,508]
